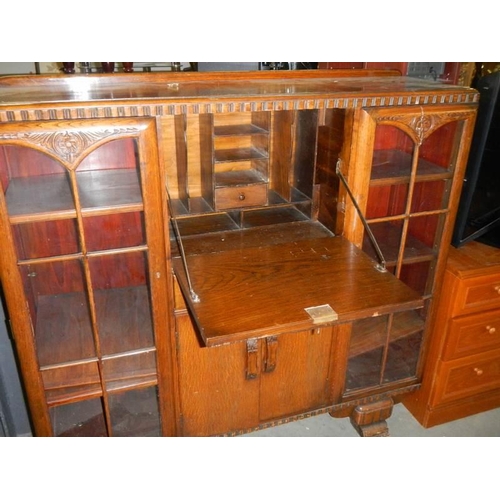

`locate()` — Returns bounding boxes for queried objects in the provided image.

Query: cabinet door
[175,313,260,436]
[176,315,342,435]
[343,105,477,384]
[0,119,174,436]
[259,327,336,422]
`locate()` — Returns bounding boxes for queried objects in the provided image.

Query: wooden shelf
[214,124,269,136]
[178,220,334,256]
[6,174,76,222]
[6,169,143,224]
[175,212,239,237]
[36,285,154,368]
[240,206,309,228]
[214,147,268,163]
[78,169,143,211]
[371,150,452,186]
[349,310,425,358]
[215,169,267,188]
[363,221,436,266]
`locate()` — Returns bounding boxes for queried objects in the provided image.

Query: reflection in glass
[345,316,388,391]
[76,139,142,211]
[12,219,80,259]
[84,212,146,252]
[50,398,107,437]
[102,349,157,392]
[108,386,161,437]
[0,146,74,219]
[19,259,95,367]
[89,251,154,356]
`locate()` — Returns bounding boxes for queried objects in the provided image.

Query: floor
[245,403,500,437]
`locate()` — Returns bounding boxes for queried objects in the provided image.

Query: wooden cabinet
[403,241,500,427]
[0,119,176,436]
[0,70,479,436]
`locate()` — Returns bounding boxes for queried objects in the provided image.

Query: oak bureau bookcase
[0,70,478,436]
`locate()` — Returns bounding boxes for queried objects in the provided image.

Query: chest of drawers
[404,241,500,427]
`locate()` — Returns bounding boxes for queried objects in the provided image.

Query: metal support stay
[336,160,387,272]
[165,187,200,303]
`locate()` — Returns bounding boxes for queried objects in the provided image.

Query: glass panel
[84,212,146,252]
[363,220,403,267]
[0,145,74,220]
[405,213,443,256]
[366,183,409,219]
[418,121,461,174]
[410,180,449,213]
[345,316,388,392]
[12,219,80,259]
[42,361,101,406]
[399,259,437,296]
[370,126,415,182]
[102,350,157,392]
[383,309,425,383]
[89,251,154,356]
[108,386,161,437]
[19,259,95,367]
[50,398,107,437]
[76,139,142,211]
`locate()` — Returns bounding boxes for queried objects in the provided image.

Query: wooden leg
[349,398,394,437]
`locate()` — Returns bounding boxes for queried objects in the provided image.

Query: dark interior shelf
[175,212,240,237]
[177,220,334,256]
[37,285,157,406]
[6,169,143,223]
[214,169,267,187]
[348,310,425,358]
[5,174,76,221]
[363,221,436,266]
[214,147,268,163]
[36,285,154,368]
[214,124,269,136]
[371,150,453,185]
[77,169,143,211]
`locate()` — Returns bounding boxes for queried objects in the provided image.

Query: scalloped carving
[375,110,473,145]
[0,128,138,166]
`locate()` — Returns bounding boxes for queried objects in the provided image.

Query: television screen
[452,71,500,248]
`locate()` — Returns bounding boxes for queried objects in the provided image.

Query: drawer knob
[238,193,246,201]
[486,325,497,334]
[474,367,483,376]
[494,285,500,294]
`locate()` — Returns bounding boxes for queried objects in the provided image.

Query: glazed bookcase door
[343,105,477,395]
[0,119,173,436]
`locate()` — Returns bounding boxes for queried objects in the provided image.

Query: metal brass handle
[238,193,246,201]
[494,285,500,294]
[486,325,497,334]
[474,367,483,376]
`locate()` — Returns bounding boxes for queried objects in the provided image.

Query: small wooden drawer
[433,350,500,405]
[453,273,500,316]
[214,183,267,210]
[443,309,500,361]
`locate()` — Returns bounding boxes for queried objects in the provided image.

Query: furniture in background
[0,70,478,436]
[403,241,500,426]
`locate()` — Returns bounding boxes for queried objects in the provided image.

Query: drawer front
[433,350,500,404]
[454,274,500,316]
[215,184,267,210]
[443,309,500,360]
